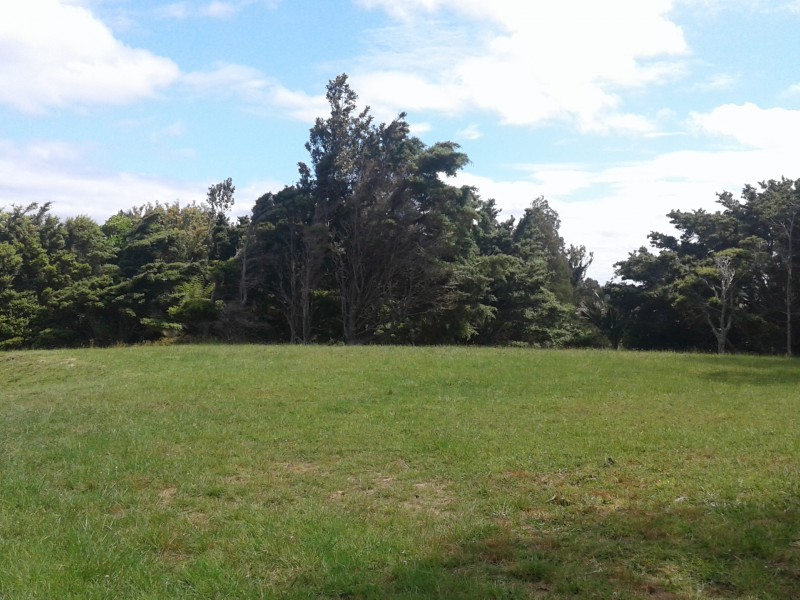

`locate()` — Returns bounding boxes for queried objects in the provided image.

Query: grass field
[1,345,799,599]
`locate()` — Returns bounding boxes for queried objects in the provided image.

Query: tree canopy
[604,178,800,354]
[1,75,797,354]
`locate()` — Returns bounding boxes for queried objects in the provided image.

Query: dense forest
[1,75,799,354]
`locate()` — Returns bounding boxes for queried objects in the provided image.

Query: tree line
[1,75,799,354]
[605,177,800,356]
[0,76,592,349]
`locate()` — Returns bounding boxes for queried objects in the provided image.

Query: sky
[2,1,800,282]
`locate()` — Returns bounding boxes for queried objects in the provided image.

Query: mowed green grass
[1,346,799,599]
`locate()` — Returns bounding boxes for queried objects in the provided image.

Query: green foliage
[4,80,798,353]
[101,213,133,248]
[512,197,574,304]
[64,215,116,274]
[0,76,595,349]
[238,73,588,345]
[168,275,223,336]
[614,177,800,353]
[577,288,625,349]
[0,290,41,349]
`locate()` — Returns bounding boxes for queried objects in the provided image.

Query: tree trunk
[238,223,254,305]
[787,231,793,357]
[301,274,311,343]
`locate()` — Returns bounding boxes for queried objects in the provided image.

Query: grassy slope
[1,345,799,599]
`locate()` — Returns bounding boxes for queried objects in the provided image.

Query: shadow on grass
[312,497,800,599]
[686,355,800,387]
[703,369,800,387]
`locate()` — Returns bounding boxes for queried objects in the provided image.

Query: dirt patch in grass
[326,476,454,517]
[282,461,319,475]
[401,481,453,516]
[158,487,178,505]
[222,473,251,486]
[159,536,191,565]
[182,510,211,529]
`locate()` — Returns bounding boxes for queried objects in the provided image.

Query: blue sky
[2,0,800,281]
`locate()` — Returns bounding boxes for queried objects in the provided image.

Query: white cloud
[354,0,688,133]
[0,136,289,227]
[690,72,740,92]
[270,85,330,122]
[459,103,800,281]
[0,140,203,221]
[0,0,179,113]
[153,120,186,139]
[162,121,187,138]
[232,178,285,217]
[782,83,800,97]
[181,63,328,121]
[356,0,439,20]
[457,99,800,281]
[156,0,281,20]
[579,112,659,136]
[201,1,238,18]
[690,102,800,150]
[674,0,793,13]
[409,122,432,135]
[456,137,800,282]
[182,63,267,92]
[351,71,465,117]
[20,141,83,164]
[149,121,187,144]
[457,125,482,140]
[156,2,191,20]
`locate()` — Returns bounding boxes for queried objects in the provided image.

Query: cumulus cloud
[456,136,800,282]
[782,83,800,97]
[690,102,800,149]
[409,122,432,135]
[0,136,289,223]
[0,0,180,113]
[0,139,203,220]
[0,1,309,119]
[351,71,465,116]
[354,0,688,133]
